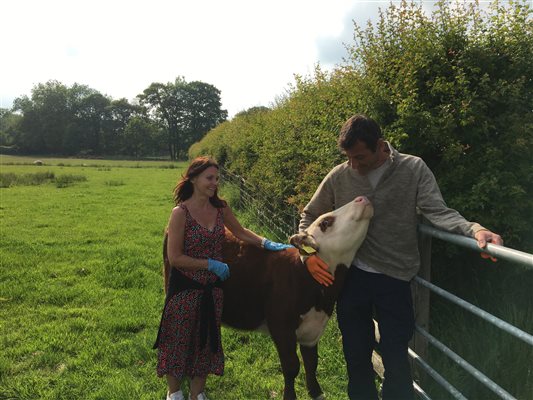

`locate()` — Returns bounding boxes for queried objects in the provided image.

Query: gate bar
[414,277,533,347]
[409,348,466,400]
[416,326,516,400]
[418,225,533,268]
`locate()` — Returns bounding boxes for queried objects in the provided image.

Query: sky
[1,0,437,118]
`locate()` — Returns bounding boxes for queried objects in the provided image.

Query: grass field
[0,155,349,400]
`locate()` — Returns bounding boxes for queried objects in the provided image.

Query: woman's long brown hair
[173,156,226,208]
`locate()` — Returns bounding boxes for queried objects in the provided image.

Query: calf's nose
[354,196,370,205]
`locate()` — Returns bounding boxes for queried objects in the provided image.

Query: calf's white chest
[295,307,330,347]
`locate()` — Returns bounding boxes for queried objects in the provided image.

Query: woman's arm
[167,206,209,270]
[222,205,264,247]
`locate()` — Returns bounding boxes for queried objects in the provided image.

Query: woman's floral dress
[156,204,225,378]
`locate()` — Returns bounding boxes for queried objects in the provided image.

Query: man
[299,114,502,400]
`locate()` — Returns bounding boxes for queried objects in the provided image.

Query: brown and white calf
[163,196,373,400]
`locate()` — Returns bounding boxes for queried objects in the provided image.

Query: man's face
[344,139,384,176]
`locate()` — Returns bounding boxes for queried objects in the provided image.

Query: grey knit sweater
[299,143,486,281]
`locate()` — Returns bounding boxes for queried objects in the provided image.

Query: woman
[154,156,291,400]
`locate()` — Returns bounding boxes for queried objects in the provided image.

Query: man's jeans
[337,267,415,400]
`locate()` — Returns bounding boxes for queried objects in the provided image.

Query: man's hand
[475,230,503,262]
[305,254,333,286]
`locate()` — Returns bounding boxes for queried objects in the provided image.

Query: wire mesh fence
[220,166,300,241]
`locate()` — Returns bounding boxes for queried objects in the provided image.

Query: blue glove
[207,258,230,281]
[263,239,294,251]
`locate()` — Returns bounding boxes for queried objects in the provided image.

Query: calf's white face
[291,196,373,272]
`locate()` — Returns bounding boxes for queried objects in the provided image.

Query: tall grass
[0,171,56,187]
[0,171,90,189]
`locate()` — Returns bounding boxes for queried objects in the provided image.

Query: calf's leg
[271,329,300,400]
[300,344,324,400]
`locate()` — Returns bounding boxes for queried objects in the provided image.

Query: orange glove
[305,254,333,286]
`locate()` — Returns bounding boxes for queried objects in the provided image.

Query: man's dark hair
[338,114,382,152]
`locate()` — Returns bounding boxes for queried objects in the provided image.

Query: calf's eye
[318,216,335,232]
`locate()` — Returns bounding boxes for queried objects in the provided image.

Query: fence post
[411,219,432,379]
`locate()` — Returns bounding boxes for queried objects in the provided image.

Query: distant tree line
[0,77,227,159]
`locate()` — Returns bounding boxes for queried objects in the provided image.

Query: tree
[12,95,46,153]
[11,80,70,153]
[65,84,111,155]
[11,81,114,155]
[138,80,183,160]
[0,108,21,147]
[123,116,159,158]
[103,98,146,155]
[181,81,228,150]
[138,77,227,160]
